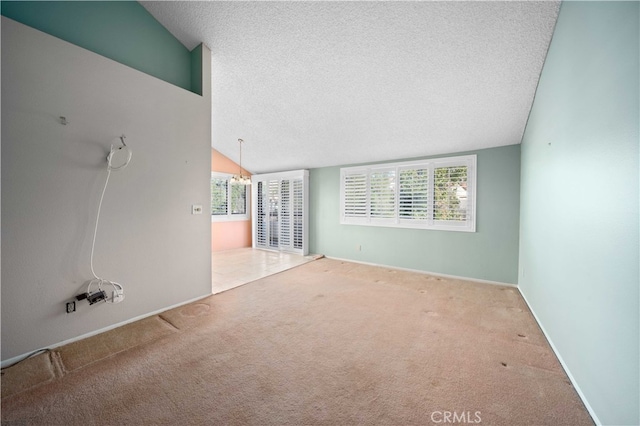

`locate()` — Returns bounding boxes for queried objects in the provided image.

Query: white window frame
[340,155,476,232]
[211,172,250,222]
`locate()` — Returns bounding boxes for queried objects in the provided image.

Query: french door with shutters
[252,170,309,255]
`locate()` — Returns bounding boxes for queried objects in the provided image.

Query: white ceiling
[141,1,560,174]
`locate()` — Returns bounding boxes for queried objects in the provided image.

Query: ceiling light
[230,138,251,185]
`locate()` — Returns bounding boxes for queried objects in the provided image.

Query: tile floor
[212,248,320,294]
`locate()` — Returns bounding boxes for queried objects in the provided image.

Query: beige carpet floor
[1,259,592,425]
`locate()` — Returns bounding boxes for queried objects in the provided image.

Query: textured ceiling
[141,1,560,174]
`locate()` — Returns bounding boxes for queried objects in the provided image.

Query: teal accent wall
[190,44,203,96]
[1,1,199,93]
[519,2,639,425]
[310,145,521,284]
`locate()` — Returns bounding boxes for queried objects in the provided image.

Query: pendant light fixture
[230,138,251,185]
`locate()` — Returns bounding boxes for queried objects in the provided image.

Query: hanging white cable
[90,166,111,281]
[88,138,131,304]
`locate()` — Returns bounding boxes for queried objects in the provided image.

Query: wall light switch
[192,204,203,215]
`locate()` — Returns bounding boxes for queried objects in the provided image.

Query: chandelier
[230,138,251,185]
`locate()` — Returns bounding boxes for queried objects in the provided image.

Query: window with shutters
[293,179,304,250]
[280,180,291,248]
[398,167,430,224]
[343,173,367,220]
[370,170,396,221]
[211,172,250,222]
[252,170,309,255]
[340,155,476,232]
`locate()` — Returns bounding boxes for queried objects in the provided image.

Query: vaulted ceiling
[141,1,560,174]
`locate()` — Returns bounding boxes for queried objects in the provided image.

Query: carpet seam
[60,318,180,373]
[49,350,66,379]
[1,353,60,401]
[157,314,181,331]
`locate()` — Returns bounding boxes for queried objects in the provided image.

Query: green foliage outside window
[211,178,228,215]
[434,166,467,221]
[230,183,247,215]
[212,177,248,217]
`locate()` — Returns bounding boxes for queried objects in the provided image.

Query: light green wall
[0,1,200,93]
[519,2,639,425]
[310,145,521,284]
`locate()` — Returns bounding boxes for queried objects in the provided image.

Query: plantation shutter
[340,155,475,232]
[293,179,304,250]
[252,170,309,255]
[342,172,368,219]
[279,180,291,249]
[256,181,267,247]
[399,168,429,221]
[369,170,396,220]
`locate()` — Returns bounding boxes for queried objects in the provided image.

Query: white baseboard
[517,287,601,426]
[325,256,517,287]
[1,292,212,368]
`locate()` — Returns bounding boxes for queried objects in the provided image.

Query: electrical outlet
[66,301,76,314]
[112,290,124,303]
[192,204,203,215]
[87,290,107,305]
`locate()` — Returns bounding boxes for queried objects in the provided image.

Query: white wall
[519,3,639,425]
[1,18,212,361]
